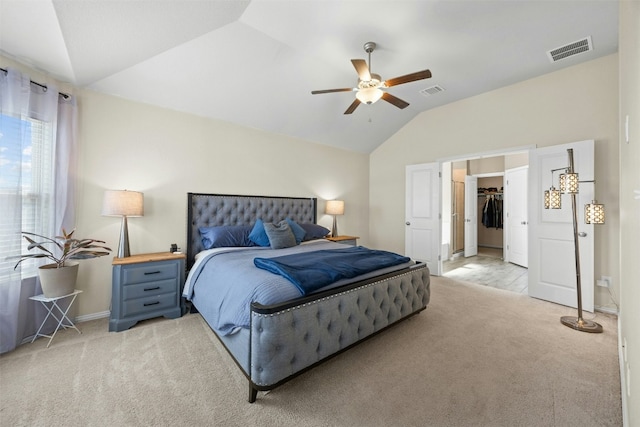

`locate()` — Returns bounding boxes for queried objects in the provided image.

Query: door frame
[439,145,534,271]
[472,172,505,258]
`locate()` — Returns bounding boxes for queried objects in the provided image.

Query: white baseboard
[75,310,110,323]
[595,305,619,315]
[618,316,629,427]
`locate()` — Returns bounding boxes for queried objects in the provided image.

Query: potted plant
[13,228,112,298]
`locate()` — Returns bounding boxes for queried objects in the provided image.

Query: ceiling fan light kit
[312,41,432,114]
[356,87,383,104]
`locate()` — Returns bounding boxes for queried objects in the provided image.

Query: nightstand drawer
[122,292,177,317]
[122,279,177,300]
[121,262,177,285]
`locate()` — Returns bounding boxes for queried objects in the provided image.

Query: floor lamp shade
[325,200,344,237]
[102,190,144,258]
[585,200,605,224]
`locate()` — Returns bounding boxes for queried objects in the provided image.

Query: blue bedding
[254,246,410,295]
[183,240,413,336]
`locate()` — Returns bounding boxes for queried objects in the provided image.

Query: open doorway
[441,151,529,294]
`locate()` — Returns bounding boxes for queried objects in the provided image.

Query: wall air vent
[547,36,593,62]
[419,85,445,97]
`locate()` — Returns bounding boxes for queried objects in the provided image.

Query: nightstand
[109,252,186,332]
[326,235,359,246]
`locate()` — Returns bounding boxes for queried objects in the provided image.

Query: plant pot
[38,262,79,298]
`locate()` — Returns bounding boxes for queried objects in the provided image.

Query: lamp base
[117,216,131,258]
[560,316,603,333]
[331,216,338,237]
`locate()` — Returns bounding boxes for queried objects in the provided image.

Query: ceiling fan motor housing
[358,73,382,89]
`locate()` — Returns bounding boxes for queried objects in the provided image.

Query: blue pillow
[285,218,306,244]
[299,223,330,241]
[199,225,256,249]
[264,221,297,249]
[249,219,271,247]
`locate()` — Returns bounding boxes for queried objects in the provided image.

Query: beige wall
[370,54,620,311]
[74,91,370,317]
[618,1,639,424]
[1,54,370,318]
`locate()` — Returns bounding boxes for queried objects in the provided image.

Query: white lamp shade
[102,190,144,217]
[325,200,345,215]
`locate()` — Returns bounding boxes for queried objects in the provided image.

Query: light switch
[625,114,629,143]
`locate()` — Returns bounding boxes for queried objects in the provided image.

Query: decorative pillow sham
[199,225,256,249]
[285,218,307,244]
[299,223,331,241]
[248,219,271,247]
[263,221,297,249]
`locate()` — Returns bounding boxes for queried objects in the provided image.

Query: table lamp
[102,190,144,258]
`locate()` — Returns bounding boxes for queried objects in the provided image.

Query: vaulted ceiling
[0,0,619,153]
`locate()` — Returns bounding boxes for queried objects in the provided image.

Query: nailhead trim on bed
[250,266,430,386]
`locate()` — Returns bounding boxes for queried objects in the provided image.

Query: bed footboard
[248,263,430,402]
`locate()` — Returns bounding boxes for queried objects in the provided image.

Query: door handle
[405,222,411,226]
[521,221,528,225]
[578,232,587,237]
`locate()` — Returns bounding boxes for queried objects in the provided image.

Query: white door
[505,166,528,267]
[528,140,595,311]
[464,175,478,257]
[406,163,441,275]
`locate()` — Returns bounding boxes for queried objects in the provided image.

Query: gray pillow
[263,221,297,249]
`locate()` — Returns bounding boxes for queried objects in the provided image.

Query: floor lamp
[102,190,144,258]
[544,149,605,333]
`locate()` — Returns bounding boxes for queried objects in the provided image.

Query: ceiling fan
[311,41,432,115]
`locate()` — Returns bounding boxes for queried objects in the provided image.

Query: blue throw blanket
[254,246,411,295]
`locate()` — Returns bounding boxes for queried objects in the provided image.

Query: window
[0,113,55,280]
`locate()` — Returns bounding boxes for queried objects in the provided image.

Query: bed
[184,193,430,402]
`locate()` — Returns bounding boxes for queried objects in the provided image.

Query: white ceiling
[0,0,619,153]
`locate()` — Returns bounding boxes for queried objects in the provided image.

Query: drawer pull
[144,271,161,275]
[144,286,161,291]
[144,301,160,307]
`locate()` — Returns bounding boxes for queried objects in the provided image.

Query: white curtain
[0,68,77,353]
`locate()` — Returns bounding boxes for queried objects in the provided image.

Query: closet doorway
[441,150,529,294]
[476,174,504,258]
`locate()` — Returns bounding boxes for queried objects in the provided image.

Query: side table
[326,235,359,246]
[29,289,82,348]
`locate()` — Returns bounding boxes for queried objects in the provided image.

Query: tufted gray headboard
[187,193,317,270]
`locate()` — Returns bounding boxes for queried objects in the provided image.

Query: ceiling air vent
[547,36,593,62]
[420,85,445,97]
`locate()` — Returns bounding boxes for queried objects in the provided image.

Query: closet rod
[1,67,70,99]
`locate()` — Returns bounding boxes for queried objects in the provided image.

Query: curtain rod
[1,67,70,99]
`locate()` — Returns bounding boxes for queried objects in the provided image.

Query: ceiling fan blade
[344,99,361,115]
[381,92,410,109]
[351,59,371,81]
[384,69,432,87]
[311,88,354,95]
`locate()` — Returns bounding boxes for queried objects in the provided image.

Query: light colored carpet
[0,276,622,427]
